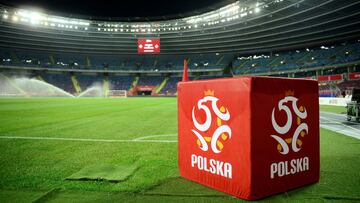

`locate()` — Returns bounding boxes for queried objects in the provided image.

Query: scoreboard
[138,39,160,54]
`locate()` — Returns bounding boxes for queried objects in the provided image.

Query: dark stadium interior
[0,0,360,202]
[0,0,360,96]
[0,0,236,20]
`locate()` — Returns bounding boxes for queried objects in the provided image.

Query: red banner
[138,39,160,54]
[349,72,360,80]
[329,74,343,81]
[178,77,319,200]
[317,74,343,81]
[136,86,156,91]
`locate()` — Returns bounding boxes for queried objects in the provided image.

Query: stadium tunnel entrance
[134,86,156,96]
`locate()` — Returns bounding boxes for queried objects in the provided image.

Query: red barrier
[178,77,319,200]
[329,74,343,81]
[317,74,343,81]
[348,72,360,80]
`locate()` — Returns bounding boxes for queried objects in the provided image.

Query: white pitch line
[320,124,360,140]
[320,116,360,133]
[320,111,348,118]
[0,136,177,143]
[320,117,360,140]
[133,133,177,141]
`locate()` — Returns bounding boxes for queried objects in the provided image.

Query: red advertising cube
[177,77,319,200]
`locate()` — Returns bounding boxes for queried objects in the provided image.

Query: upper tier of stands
[233,41,360,75]
[0,50,233,71]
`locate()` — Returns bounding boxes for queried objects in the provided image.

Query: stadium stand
[232,41,360,75]
[0,0,359,96]
[41,72,75,94]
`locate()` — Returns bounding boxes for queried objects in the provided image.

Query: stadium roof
[0,0,359,54]
[0,0,238,21]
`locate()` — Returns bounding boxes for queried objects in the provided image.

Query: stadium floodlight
[0,0,285,34]
[20,18,29,22]
[12,15,18,22]
[240,12,248,17]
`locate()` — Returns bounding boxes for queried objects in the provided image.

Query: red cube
[177,77,319,200]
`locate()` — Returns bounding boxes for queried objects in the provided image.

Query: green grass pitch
[0,98,359,202]
[319,105,347,114]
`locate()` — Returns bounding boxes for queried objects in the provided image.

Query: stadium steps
[71,75,82,94]
[103,76,109,97]
[296,52,312,64]
[49,55,55,65]
[155,77,169,94]
[240,60,250,69]
[333,45,349,58]
[243,68,251,75]
[153,59,158,68]
[193,75,200,80]
[129,76,139,94]
[85,56,91,68]
[131,76,139,88]
[215,55,225,66]
[235,60,251,71]
[10,52,20,64]
[268,56,283,67]
[36,75,44,81]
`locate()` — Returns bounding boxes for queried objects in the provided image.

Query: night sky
[0,0,235,20]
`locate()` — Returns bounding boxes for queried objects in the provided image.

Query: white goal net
[107,90,127,98]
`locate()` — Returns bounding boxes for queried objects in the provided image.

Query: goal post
[107,90,127,98]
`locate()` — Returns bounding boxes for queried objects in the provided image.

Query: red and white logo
[192,90,232,154]
[190,90,233,179]
[138,39,160,54]
[270,91,310,179]
[270,94,308,155]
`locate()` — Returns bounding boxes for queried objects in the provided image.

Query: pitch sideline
[0,134,178,143]
[133,133,177,141]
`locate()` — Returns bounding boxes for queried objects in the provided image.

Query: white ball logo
[192,92,232,153]
[271,95,308,155]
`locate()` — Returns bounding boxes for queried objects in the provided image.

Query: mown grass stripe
[0,135,177,143]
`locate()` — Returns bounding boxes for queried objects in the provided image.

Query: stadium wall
[319,97,351,106]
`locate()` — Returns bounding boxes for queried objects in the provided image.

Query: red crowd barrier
[317,74,343,81]
[348,72,360,80]
[178,77,319,200]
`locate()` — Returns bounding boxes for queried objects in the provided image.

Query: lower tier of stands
[1,70,360,97]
